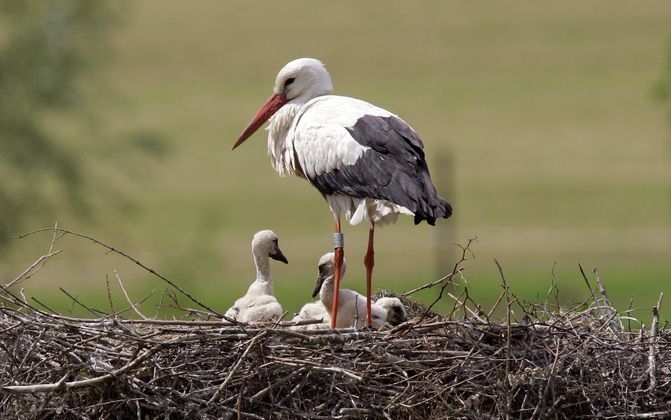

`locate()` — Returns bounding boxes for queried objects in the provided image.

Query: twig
[647,292,662,392]
[486,290,506,320]
[614,412,671,419]
[401,268,464,297]
[416,237,477,324]
[14,227,226,319]
[114,269,150,320]
[592,267,611,307]
[495,258,513,419]
[530,338,562,420]
[207,331,268,405]
[578,263,596,301]
[4,250,62,289]
[5,222,61,289]
[59,287,107,317]
[105,275,116,318]
[3,344,163,393]
[250,367,307,402]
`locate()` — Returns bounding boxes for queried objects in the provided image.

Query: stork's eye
[284,77,296,87]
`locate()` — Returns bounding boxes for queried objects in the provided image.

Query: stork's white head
[252,230,288,264]
[312,252,347,297]
[232,58,332,150]
[272,58,333,103]
[375,297,408,326]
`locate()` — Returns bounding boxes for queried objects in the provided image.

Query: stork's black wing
[309,115,452,225]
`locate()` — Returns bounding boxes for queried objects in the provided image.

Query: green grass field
[2,1,670,323]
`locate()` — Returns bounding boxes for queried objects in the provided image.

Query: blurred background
[1,1,670,321]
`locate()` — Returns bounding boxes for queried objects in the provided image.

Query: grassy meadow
[2,1,670,322]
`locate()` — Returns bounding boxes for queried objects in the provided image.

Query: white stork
[232,58,452,328]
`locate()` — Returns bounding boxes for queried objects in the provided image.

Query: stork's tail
[413,196,452,226]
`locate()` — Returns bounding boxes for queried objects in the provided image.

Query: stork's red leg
[364,224,375,327]
[331,216,344,329]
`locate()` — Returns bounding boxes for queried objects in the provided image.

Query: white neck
[267,103,299,175]
[267,92,324,178]
[248,253,273,295]
[319,276,335,313]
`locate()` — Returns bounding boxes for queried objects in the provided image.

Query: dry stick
[236,364,253,420]
[494,260,512,363]
[16,327,48,373]
[59,287,107,317]
[14,227,227,320]
[446,291,486,322]
[494,259,513,420]
[2,343,162,394]
[8,291,155,327]
[18,288,29,306]
[30,297,60,315]
[105,276,116,319]
[617,412,671,419]
[4,250,62,289]
[2,307,233,327]
[530,338,562,420]
[625,298,634,332]
[0,284,59,321]
[5,222,61,288]
[401,268,464,297]
[415,238,477,324]
[486,290,507,321]
[546,261,560,309]
[588,267,625,336]
[207,331,268,405]
[267,355,364,381]
[592,267,611,307]
[250,367,307,402]
[578,263,596,301]
[114,269,150,320]
[648,292,663,392]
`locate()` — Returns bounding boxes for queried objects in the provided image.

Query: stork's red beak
[232,93,287,150]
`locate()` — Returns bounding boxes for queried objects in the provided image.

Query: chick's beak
[270,247,288,264]
[312,269,326,298]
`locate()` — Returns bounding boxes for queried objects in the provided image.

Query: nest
[1,230,670,419]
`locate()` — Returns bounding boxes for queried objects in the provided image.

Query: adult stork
[232,58,452,328]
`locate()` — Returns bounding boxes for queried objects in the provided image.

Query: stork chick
[292,301,329,325]
[374,297,408,326]
[224,230,288,324]
[292,295,407,330]
[313,252,387,329]
[290,301,331,330]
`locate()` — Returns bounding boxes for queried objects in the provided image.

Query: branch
[414,237,477,324]
[14,227,227,319]
[114,269,150,320]
[648,292,663,392]
[3,344,162,394]
[400,267,464,297]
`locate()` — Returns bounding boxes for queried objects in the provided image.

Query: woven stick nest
[1,229,669,419]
